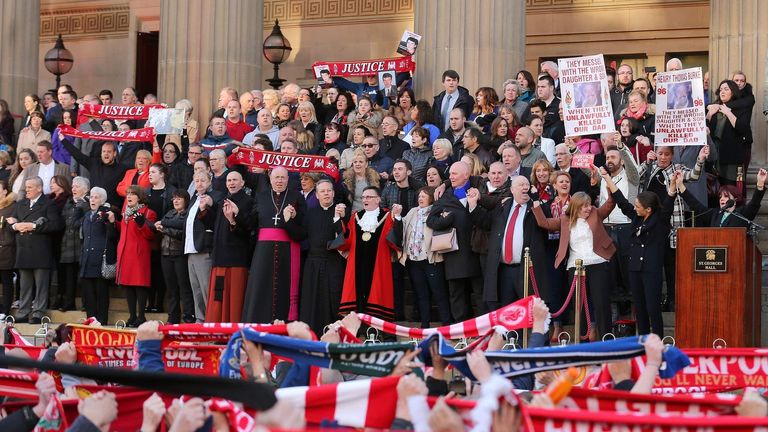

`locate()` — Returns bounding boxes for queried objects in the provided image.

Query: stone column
[158,0,263,126]
[709,0,768,166]
[0,0,39,121]
[413,0,525,102]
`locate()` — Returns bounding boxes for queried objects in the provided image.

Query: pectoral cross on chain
[272,214,281,226]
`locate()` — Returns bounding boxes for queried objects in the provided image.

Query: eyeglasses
[361,144,377,149]
[188,151,202,155]
[361,195,379,200]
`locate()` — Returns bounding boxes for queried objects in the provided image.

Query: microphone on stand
[722,199,735,212]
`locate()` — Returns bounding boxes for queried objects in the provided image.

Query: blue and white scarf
[219,329,413,379]
[418,334,690,382]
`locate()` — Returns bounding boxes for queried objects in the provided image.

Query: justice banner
[78,103,164,120]
[58,124,154,142]
[558,54,615,136]
[228,147,340,180]
[654,67,707,145]
[311,56,415,79]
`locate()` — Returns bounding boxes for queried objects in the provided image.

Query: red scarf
[78,103,164,120]
[619,103,648,123]
[312,56,414,78]
[59,124,154,142]
[227,147,340,181]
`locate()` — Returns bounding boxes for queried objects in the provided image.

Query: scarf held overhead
[78,103,164,119]
[357,295,536,339]
[58,124,155,142]
[419,334,690,382]
[312,56,415,77]
[220,328,413,379]
[230,147,340,180]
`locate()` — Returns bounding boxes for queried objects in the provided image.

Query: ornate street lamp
[44,34,74,89]
[262,20,292,90]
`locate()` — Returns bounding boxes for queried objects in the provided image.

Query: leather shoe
[14,315,29,324]
[29,317,42,325]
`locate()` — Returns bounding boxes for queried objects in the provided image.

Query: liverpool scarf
[59,124,154,142]
[275,376,400,429]
[312,56,415,77]
[562,387,741,416]
[78,103,164,120]
[220,328,413,379]
[419,334,690,381]
[228,147,340,180]
[358,296,536,339]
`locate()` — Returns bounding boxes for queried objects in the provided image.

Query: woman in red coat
[111,185,157,327]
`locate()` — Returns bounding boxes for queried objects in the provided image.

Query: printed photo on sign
[654,67,706,146]
[314,64,332,87]
[667,81,694,110]
[147,108,185,134]
[575,81,602,108]
[378,70,398,101]
[396,31,421,56]
[558,54,615,136]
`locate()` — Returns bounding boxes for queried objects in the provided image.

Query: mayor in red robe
[335,186,402,321]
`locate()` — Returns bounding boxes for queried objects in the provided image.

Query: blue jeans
[406,260,451,327]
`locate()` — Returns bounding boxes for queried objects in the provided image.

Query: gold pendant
[361,232,372,242]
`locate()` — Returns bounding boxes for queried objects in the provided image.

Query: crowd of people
[0,54,764,430]
[0,58,760,339]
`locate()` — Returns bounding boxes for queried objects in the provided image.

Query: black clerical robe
[241,189,307,323]
[299,205,347,335]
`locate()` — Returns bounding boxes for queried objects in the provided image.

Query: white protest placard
[654,67,706,146]
[147,108,185,135]
[558,54,615,136]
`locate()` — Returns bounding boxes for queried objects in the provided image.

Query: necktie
[503,204,521,263]
[720,211,729,226]
[441,94,453,130]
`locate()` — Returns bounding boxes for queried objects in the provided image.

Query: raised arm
[531,201,561,232]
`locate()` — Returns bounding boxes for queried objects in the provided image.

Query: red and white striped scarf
[357,296,535,339]
[275,376,400,429]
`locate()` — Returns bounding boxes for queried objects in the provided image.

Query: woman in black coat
[155,189,194,324]
[79,187,118,324]
[707,79,753,188]
[602,169,675,337]
[0,180,16,314]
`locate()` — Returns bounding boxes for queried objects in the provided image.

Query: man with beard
[598,142,640,305]
[335,186,402,320]
[242,167,307,323]
[611,64,634,122]
[203,171,253,323]
[299,180,347,335]
[62,137,127,207]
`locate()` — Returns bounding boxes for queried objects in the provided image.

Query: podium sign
[693,247,728,272]
[676,228,761,347]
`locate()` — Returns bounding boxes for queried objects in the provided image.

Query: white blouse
[566,218,608,269]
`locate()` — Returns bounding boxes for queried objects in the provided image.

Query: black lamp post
[262,20,292,90]
[44,34,74,89]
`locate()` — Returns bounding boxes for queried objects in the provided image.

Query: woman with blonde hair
[532,189,616,340]
[342,148,380,212]
[297,101,322,142]
[460,153,485,177]
[262,89,280,117]
[431,138,454,179]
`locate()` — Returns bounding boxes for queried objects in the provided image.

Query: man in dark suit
[427,161,483,322]
[432,70,475,131]
[467,176,550,311]
[500,145,532,189]
[8,176,63,323]
[553,143,592,195]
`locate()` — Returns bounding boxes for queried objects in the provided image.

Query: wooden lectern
[676,228,762,347]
